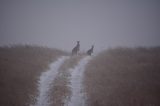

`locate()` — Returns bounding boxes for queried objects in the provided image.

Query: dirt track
[31,55,90,106]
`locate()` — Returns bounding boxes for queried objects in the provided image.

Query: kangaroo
[72,41,80,55]
[87,45,94,56]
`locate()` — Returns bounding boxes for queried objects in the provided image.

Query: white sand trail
[65,56,91,106]
[31,56,68,106]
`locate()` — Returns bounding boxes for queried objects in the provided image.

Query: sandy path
[65,56,91,106]
[31,56,68,106]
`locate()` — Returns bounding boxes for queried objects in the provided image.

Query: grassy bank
[0,45,66,106]
[84,47,160,106]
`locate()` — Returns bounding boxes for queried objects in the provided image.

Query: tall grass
[84,47,160,106]
[0,45,67,106]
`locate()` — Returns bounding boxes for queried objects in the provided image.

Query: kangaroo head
[77,41,80,44]
[92,45,94,49]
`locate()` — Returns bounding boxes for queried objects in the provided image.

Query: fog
[0,0,160,53]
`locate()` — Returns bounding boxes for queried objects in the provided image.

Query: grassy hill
[85,47,160,106]
[1,45,160,106]
[0,45,67,106]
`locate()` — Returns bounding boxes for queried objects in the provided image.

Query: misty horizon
[0,0,160,53]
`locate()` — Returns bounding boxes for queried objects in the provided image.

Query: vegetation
[84,47,160,106]
[0,45,67,106]
[1,45,160,106]
[50,55,83,106]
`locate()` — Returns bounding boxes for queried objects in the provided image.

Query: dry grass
[50,55,84,106]
[84,47,160,106]
[0,45,67,106]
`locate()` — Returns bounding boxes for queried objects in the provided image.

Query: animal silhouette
[72,41,80,55]
[87,45,94,56]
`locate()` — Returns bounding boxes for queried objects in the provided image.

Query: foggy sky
[0,0,160,53]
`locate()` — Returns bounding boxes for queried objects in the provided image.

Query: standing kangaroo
[87,45,94,56]
[72,41,80,55]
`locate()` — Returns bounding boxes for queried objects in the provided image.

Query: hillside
[1,46,160,106]
[0,45,67,106]
[84,47,160,106]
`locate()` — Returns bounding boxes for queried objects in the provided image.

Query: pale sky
[0,0,160,53]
